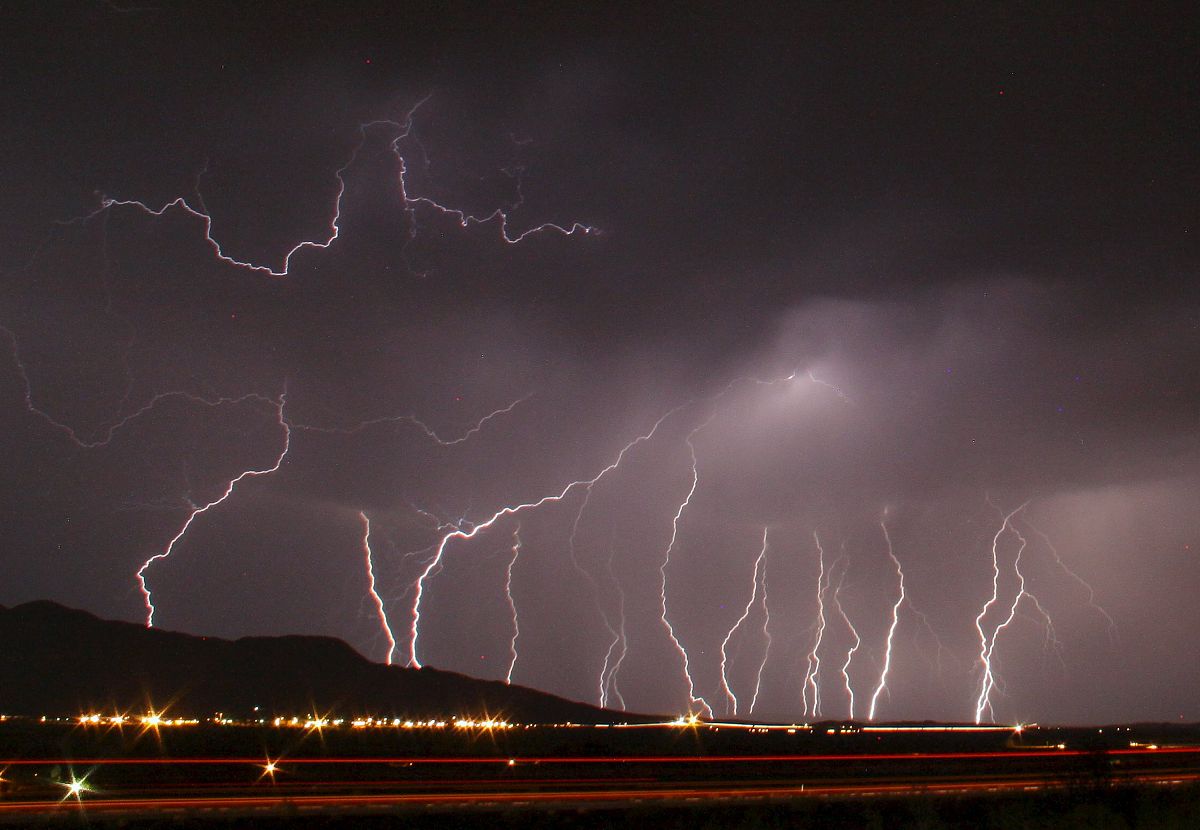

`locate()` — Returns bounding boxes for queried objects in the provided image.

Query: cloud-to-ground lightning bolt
[658,424,715,717]
[801,530,830,718]
[407,403,688,668]
[136,394,291,627]
[89,98,594,279]
[718,527,770,717]
[1023,518,1117,641]
[748,529,773,717]
[359,510,397,665]
[973,500,1063,722]
[599,534,629,710]
[292,395,530,446]
[503,525,522,684]
[867,513,905,721]
[829,555,861,719]
[974,502,1024,723]
[563,485,625,707]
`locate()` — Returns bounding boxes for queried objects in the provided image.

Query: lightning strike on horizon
[718,526,770,717]
[565,485,623,707]
[599,535,628,710]
[748,530,773,717]
[973,499,1029,723]
[503,525,522,684]
[406,403,689,669]
[358,510,397,665]
[658,425,715,718]
[801,530,830,718]
[974,501,1064,722]
[830,556,861,719]
[86,97,594,280]
[136,394,291,628]
[867,513,905,721]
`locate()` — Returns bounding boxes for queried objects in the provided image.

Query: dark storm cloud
[1,3,1196,723]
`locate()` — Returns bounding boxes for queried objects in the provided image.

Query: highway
[1,747,1198,821]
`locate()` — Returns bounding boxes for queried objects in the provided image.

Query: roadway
[2,747,1198,821]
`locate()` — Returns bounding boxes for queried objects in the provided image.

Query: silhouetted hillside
[0,601,642,723]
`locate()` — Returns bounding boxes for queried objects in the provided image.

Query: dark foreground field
[2,720,1198,828]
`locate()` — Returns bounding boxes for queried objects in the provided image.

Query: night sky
[2,3,1197,725]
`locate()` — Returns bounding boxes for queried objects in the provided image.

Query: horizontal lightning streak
[293,395,530,446]
[88,98,594,279]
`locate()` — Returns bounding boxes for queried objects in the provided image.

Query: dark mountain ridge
[0,601,645,723]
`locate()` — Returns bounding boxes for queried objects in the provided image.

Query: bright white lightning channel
[867,513,905,721]
[747,531,773,717]
[801,531,830,718]
[359,510,397,665]
[658,425,715,717]
[973,499,1060,723]
[829,556,861,719]
[718,527,770,717]
[504,525,522,684]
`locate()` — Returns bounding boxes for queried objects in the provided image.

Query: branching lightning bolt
[829,555,861,719]
[973,499,1066,722]
[136,393,291,627]
[599,534,629,710]
[801,530,830,718]
[718,527,770,717]
[407,403,688,668]
[867,513,905,721]
[1023,518,1117,642]
[359,510,397,665]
